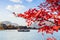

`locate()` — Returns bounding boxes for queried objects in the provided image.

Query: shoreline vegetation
[0,21,39,30]
[0,21,60,31]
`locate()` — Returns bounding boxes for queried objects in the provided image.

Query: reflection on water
[0,30,60,40]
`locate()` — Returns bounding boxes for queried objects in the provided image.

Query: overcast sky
[0,0,45,26]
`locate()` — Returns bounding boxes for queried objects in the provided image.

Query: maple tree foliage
[13,0,60,40]
[13,0,60,34]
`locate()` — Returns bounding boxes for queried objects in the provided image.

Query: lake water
[0,30,60,40]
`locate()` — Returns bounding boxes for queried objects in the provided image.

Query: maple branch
[43,18,60,26]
